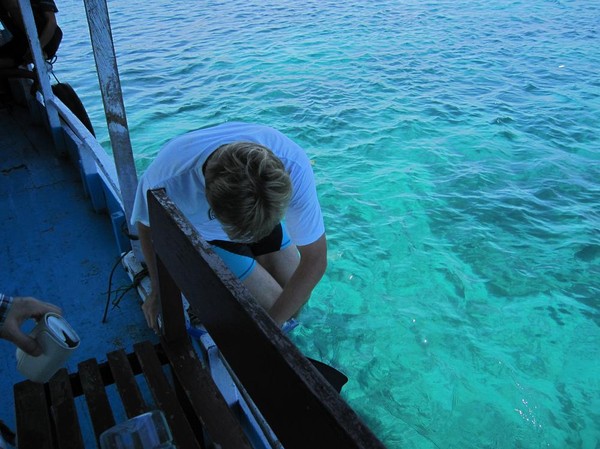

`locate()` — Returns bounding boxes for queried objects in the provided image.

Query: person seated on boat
[0,0,62,69]
[0,293,61,355]
[131,122,327,332]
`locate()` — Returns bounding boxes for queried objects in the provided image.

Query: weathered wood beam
[148,188,386,449]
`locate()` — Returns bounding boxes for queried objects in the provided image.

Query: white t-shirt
[130,122,325,246]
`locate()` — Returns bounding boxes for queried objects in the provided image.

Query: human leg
[208,223,298,313]
[240,263,283,311]
[208,243,283,311]
[256,244,299,288]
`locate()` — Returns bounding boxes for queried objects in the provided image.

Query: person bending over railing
[131,122,327,332]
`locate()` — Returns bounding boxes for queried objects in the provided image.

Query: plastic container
[16,312,80,383]
[99,410,175,449]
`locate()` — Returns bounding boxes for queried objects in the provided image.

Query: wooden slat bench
[14,340,252,449]
[13,188,386,449]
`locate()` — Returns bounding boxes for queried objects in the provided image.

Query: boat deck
[0,103,156,434]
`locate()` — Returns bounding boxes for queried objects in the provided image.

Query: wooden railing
[148,188,386,449]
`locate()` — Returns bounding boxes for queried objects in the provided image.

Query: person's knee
[256,244,299,287]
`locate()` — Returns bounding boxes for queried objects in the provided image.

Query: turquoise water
[54,1,599,448]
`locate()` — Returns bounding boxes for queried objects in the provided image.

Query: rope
[102,256,148,323]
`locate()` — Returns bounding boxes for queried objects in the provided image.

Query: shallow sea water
[53,1,599,447]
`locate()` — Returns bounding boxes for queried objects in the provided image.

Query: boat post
[83,0,141,260]
[16,0,64,154]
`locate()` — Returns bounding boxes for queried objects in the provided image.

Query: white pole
[17,0,64,154]
[83,0,141,260]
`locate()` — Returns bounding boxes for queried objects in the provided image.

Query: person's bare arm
[0,296,62,355]
[268,234,327,325]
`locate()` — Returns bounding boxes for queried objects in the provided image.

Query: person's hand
[0,297,62,356]
[141,290,160,333]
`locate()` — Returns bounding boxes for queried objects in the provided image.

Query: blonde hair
[204,142,292,242]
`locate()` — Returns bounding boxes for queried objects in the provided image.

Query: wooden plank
[156,254,186,342]
[78,358,116,443]
[107,349,149,418]
[160,338,253,449]
[82,0,140,256]
[14,381,55,449]
[134,341,202,449]
[148,189,386,449]
[48,368,84,449]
